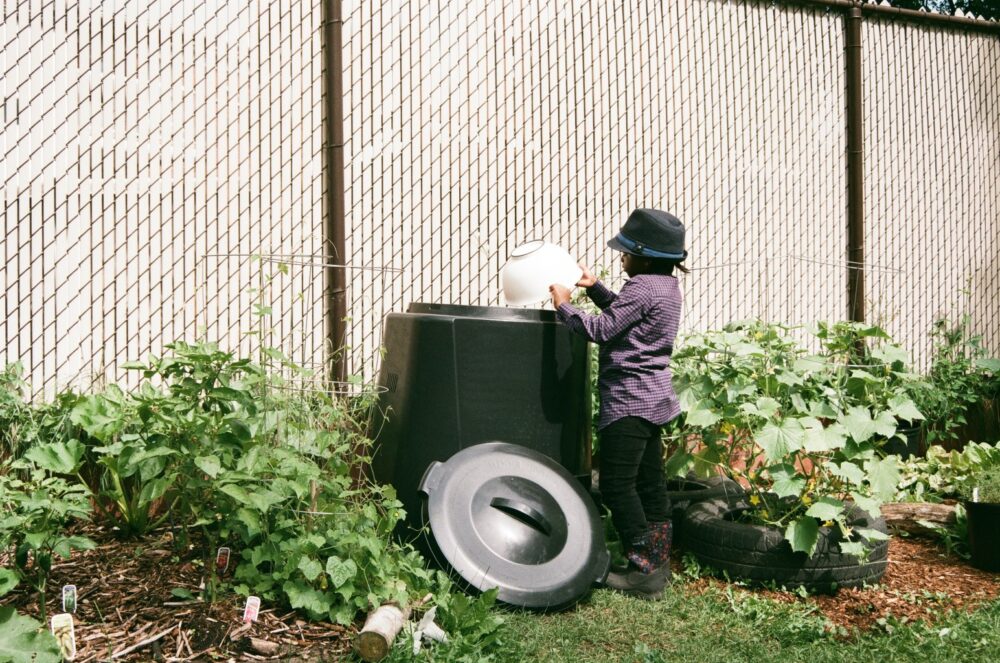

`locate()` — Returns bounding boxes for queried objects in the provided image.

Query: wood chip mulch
[680,536,1000,634]
[4,527,998,660]
[1,525,352,662]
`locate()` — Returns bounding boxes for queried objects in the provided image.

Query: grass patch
[501,585,1000,663]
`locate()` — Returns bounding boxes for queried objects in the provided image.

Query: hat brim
[607,235,639,255]
[608,234,687,260]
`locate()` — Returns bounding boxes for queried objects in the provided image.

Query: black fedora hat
[607,209,686,260]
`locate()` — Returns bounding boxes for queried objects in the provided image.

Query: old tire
[682,495,889,592]
[665,474,745,505]
[666,475,744,546]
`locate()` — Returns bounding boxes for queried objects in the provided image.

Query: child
[549,208,687,600]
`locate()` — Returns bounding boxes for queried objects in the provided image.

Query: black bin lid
[419,442,609,610]
[407,302,556,323]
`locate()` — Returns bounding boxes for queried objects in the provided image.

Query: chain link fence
[2,0,327,395]
[343,0,999,374]
[863,14,1000,365]
[2,1,998,395]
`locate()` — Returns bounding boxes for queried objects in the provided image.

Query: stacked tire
[664,475,744,546]
[681,495,889,593]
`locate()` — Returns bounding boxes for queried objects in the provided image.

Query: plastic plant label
[50,613,77,661]
[422,621,448,643]
[216,547,231,574]
[62,584,77,614]
[243,596,261,623]
[973,487,980,503]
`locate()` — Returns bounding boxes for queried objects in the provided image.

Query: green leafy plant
[413,584,506,662]
[224,442,433,624]
[0,343,496,636]
[379,583,506,662]
[957,466,1000,503]
[114,342,439,620]
[813,321,925,423]
[0,606,63,663]
[0,454,95,620]
[568,265,609,456]
[0,363,32,464]
[976,357,1000,403]
[120,342,266,595]
[895,442,1000,502]
[668,321,920,557]
[238,387,431,621]
[65,385,180,537]
[909,317,999,446]
[680,552,709,580]
[722,585,830,643]
[935,503,970,559]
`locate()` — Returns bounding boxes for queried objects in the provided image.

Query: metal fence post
[846,3,864,323]
[324,0,348,381]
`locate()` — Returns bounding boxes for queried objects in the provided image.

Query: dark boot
[647,520,673,580]
[605,564,668,600]
[605,534,669,600]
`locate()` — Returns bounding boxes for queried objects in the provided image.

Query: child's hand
[576,265,598,288]
[549,284,572,308]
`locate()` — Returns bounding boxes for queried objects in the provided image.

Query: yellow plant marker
[50,613,76,661]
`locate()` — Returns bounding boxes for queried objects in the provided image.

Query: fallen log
[353,604,410,662]
[353,593,433,662]
[881,502,957,536]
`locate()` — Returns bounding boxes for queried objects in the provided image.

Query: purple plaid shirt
[556,275,682,431]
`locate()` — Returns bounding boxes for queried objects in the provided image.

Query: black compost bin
[371,302,592,530]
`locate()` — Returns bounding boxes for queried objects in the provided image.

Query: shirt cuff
[556,302,579,320]
[586,280,614,305]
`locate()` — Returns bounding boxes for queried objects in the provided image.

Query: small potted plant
[959,466,1000,572]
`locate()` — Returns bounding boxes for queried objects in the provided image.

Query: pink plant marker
[243,596,261,623]
[216,547,231,574]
